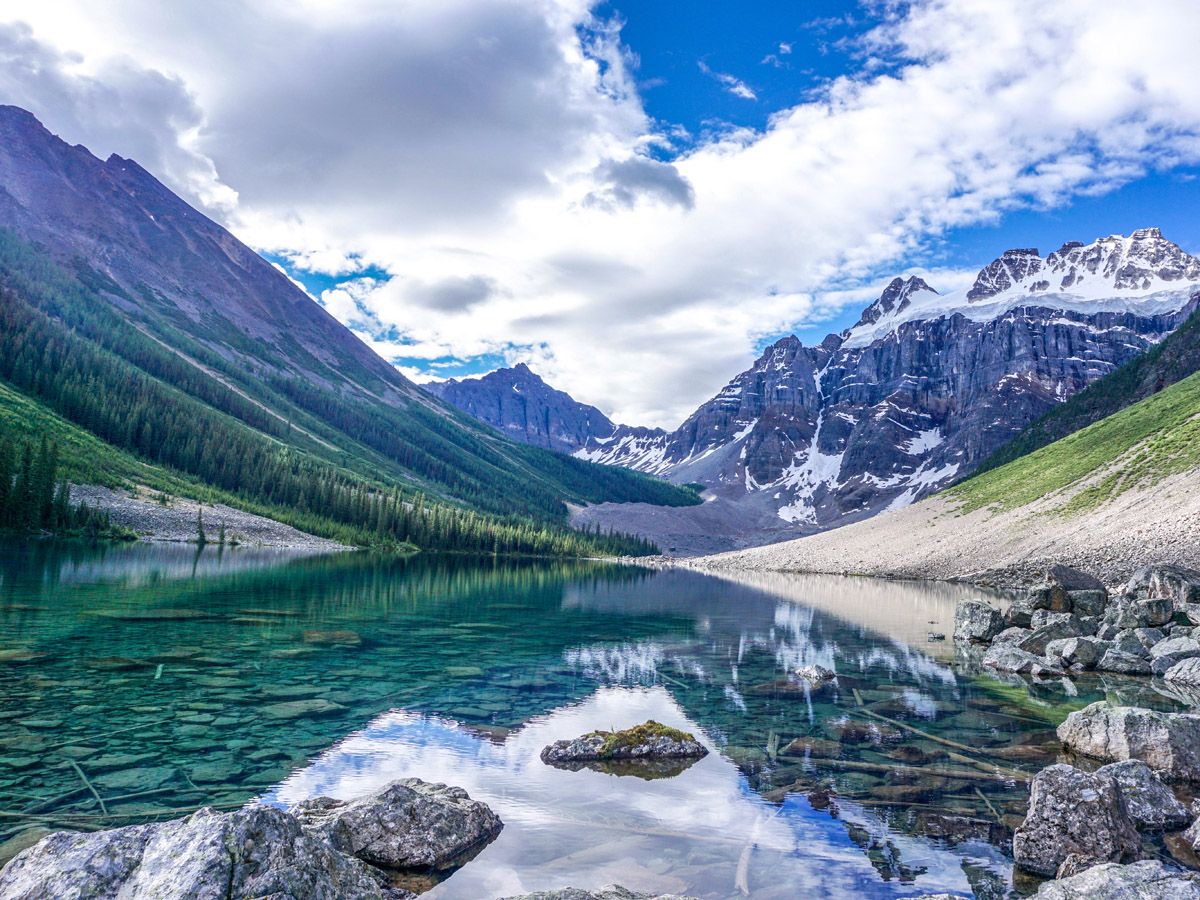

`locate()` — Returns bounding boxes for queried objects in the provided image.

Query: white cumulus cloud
[1,0,1199,427]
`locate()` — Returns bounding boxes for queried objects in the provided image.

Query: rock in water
[1057,702,1200,781]
[1166,657,1200,686]
[499,887,698,900]
[954,600,1004,644]
[1012,764,1140,877]
[292,779,503,872]
[794,664,836,684]
[1097,760,1191,831]
[540,721,708,765]
[1032,860,1200,899]
[0,805,401,900]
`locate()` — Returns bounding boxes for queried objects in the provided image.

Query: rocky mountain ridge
[426,363,617,453]
[575,229,1200,550]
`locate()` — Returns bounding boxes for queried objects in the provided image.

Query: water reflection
[269,687,1004,899]
[0,542,1183,897]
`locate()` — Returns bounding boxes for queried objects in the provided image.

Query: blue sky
[9,0,1200,426]
[279,0,1200,371]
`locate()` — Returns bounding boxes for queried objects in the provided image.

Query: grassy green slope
[948,369,1200,514]
[977,300,1200,474]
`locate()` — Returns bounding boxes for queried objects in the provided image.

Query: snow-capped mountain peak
[852,276,938,328]
[842,228,1200,349]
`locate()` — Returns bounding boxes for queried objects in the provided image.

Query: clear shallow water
[0,542,1189,898]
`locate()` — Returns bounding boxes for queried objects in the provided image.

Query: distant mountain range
[0,105,697,554]
[432,229,1200,552]
[426,364,616,453]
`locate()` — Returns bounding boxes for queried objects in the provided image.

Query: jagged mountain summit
[426,363,619,453]
[572,229,1200,552]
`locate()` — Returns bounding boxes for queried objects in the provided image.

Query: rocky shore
[951,561,1200,895]
[955,563,1200,693]
[70,485,351,550]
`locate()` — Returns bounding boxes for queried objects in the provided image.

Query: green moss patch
[585,720,697,758]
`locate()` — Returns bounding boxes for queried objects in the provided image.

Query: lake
[0,542,1186,898]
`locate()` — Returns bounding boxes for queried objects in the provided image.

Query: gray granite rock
[1019,615,1083,655]
[954,600,1004,644]
[1067,590,1108,619]
[292,779,503,872]
[1165,658,1200,687]
[994,626,1032,645]
[982,644,1064,676]
[0,805,403,900]
[1045,637,1104,669]
[1058,702,1200,781]
[1033,860,1200,899]
[1097,650,1153,675]
[1122,565,1200,606]
[1097,760,1191,831]
[1013,764,1140,877]
[1152,637,1200,660]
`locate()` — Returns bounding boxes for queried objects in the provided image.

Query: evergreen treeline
[0,437,116,535]
[0,233,665,556]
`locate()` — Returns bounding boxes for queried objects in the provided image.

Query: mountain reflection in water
[0,543,1180,897]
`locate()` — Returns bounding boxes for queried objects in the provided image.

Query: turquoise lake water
[0,542,1189,898]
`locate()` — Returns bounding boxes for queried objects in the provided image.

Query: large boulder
[1122,565,1200,607]
[540,721,708,765]
[0,805,403,900]
[954,600,1004,644]
[1068,590,1108,619]
[1096,649,1153,675]
[1019,614,1083,655]
[1166,658,1200,687]
[1012,764,1141,877]
[1097,760,1191,831]
[1047,564,1106,594]
[1152,637,1200,661]
[1033,861,1200,899]
[499,888,697,900]
[982,644,1064,676]
[1045,637,1103,669]
[1057,702,1200,782]
[291,779,503,872]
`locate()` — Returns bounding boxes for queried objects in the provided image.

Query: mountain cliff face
[573,230,1200,550]
[426,364,617,453]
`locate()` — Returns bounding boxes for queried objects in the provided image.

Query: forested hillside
[0,106,701,555]
[0,236,682,554]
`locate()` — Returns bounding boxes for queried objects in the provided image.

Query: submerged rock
[954,600,1004,644]
[1057,702,1200,781]
[1097,760,1191,831]
[0,805,405,900]
[540,721,707,765]
[1033,860,1200,899]
[1012,764,1140,877]
[499,886,697,900]
[291,779,503,872]
[794,664,836,684]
